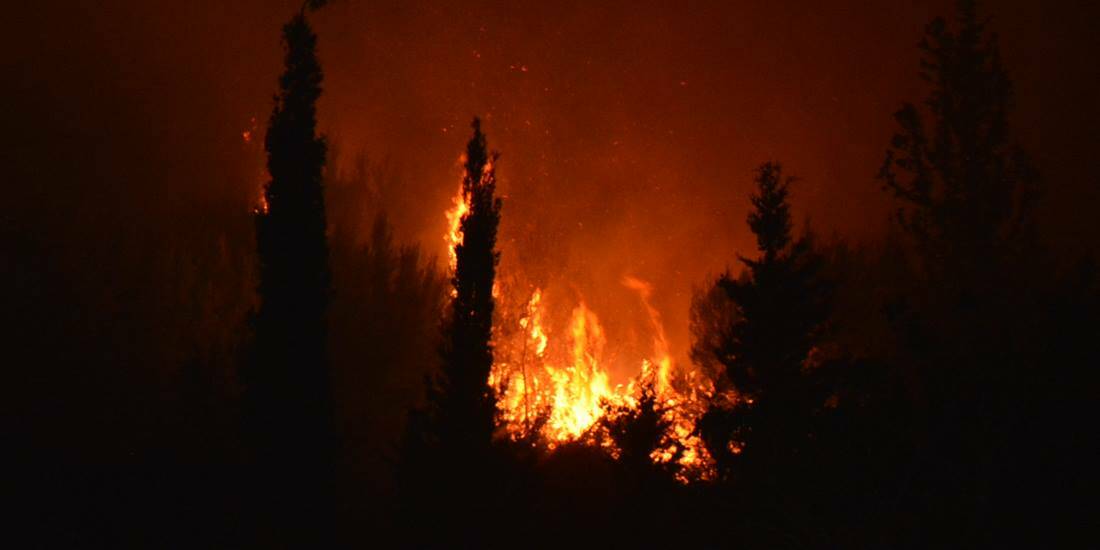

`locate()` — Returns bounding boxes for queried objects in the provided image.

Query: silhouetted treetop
[396,118,505,545]
[440,117,502,451]
[747,162,793,263]
[695,162,832,481]
[304,0,330,13]
[245,9,334,546]
[721,162,829,397]
[879,0,1038,278]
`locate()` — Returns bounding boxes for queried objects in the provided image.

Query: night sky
[6,2,1100,546]
[8,0,1100,432]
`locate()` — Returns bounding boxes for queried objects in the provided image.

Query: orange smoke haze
[14,0,1099,369]
[8,0,1099,467]
[303,0,1098,369]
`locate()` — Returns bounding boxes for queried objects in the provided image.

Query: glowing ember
[242,117,269,215]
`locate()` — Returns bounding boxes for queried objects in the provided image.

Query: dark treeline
[9,0,1096,548]
[391,2,1095,547]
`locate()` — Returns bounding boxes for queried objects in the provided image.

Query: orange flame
[544,302,618,440]
[440,154,716,479]
[444,183,469,271]
[488,284,716,480]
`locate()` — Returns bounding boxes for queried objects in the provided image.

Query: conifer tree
[879,0,1037,285]
[243,3,334,544]
[436,117,502,457]
[877,3,1051,543]
[698,162,830,479]
[398,119,502,544]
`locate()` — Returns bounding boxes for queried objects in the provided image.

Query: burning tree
[398,118,504,542]
[243,3,335,544]
[437,118,502,456]
[697,162,831,481]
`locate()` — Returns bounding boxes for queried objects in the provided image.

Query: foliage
[243,10,335,545]
[879,0,1038,284]
[693,163,832,483]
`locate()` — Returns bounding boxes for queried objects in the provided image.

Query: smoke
[6,0,1099,459]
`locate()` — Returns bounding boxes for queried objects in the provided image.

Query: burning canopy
[443,141,722,481]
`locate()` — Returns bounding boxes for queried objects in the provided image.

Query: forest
[6,0,1097,548]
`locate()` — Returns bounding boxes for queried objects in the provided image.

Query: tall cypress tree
[438,118,502,455]
[244,3,334,544]
[398,119,502,544]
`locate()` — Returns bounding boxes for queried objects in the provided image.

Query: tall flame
[489,284,716,480]
[441,156,716,480]
[623,276,672,393]
[544,303,617,441]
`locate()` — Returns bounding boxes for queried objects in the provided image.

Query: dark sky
[7,0,1099,369]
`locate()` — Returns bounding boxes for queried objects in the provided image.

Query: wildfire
[545,302,618,440]
[489,284,716,480]
[442,150,714,481]
[444,154,496,272]
[444,183,469,271]
[622,275,672,393]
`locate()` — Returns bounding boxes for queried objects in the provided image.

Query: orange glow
[491,293,628,443]
[439,142,716,480]
[487,283,717,480]
[241,116,257,144]
[242,117,268,215]
[443,182,469,271]
[546,302,617,440]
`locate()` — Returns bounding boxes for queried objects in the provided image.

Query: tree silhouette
[601,379,675,479]
[874,3,1084,545]
[697,162,831,481]
[242,9,335,545]
[437,117,502,458]
[398,118,503,544]
[879,0,1038,286]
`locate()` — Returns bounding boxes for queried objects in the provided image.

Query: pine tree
[879,0,1038,286]
[726,163,827,396]
[243,6,334,544]
[698,162,830,480]
[876,3,1052,543]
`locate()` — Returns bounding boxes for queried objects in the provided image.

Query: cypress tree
[437,117,502,457]
[398,118,502,544]
[244,4,334,544]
